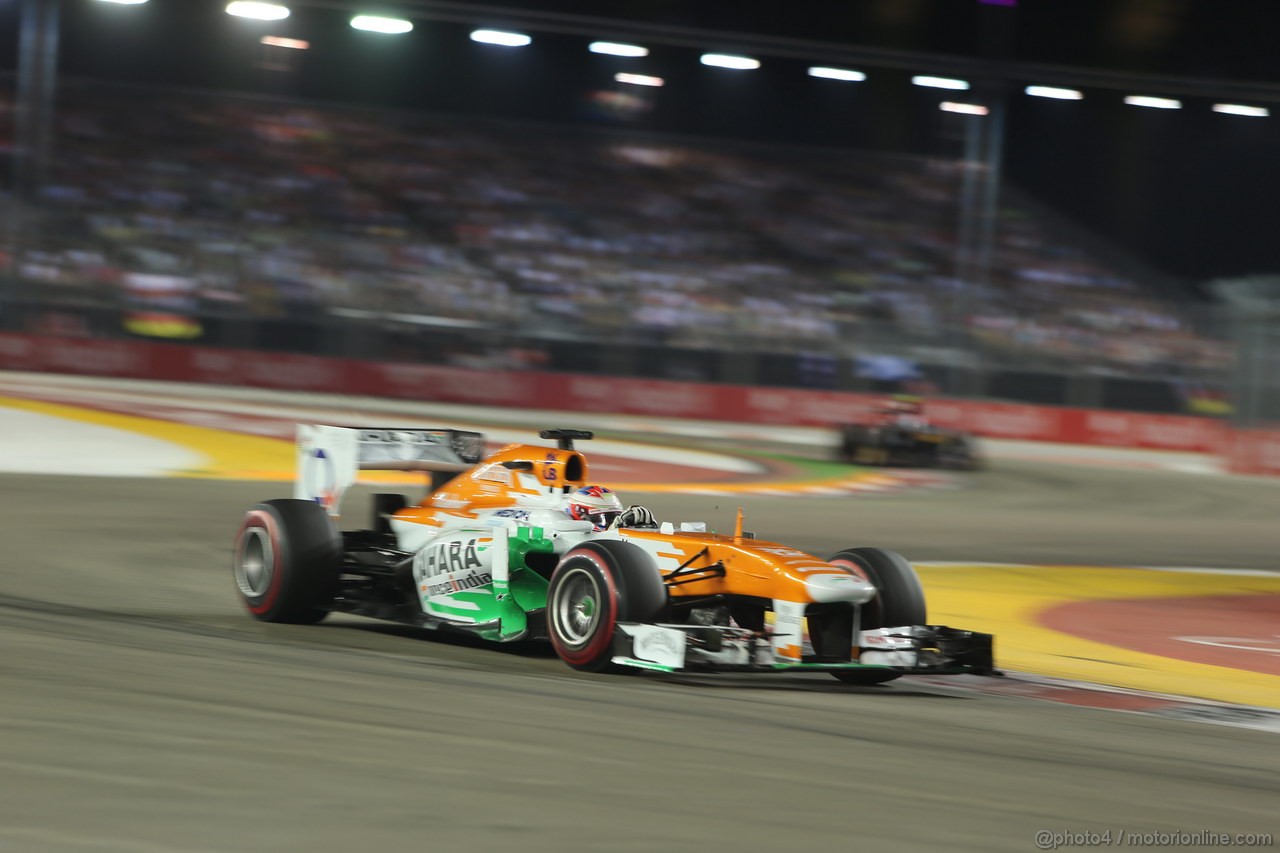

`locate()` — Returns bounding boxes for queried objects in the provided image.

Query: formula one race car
[838,398,981,470]
[232,426,995,683]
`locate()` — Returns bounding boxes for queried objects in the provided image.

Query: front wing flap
[612,623,996,675]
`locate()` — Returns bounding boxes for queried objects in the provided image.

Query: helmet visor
[587,508,622,530]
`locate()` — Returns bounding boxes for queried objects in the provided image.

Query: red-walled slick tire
[547,540,666,673]
[233,499,341,625]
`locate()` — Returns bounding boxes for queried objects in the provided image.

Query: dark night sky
[473,0,1280,82]
[2,0,1278,285]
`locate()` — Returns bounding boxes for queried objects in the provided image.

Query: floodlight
[615,73,663,87]
[808,67,867,82]
[700,54,760,70]
[471,29,531,47]
[1213,103,1269,117]
[940,102,988,116]
[1025,85,1083,100]
[1124,95,1181,109]
[226,1,289,20]
[912,75,969,90]
[351,15,413,34]
[261,35,309,49]
[590,42,648,57]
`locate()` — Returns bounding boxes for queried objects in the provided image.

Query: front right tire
[826,547,927,685]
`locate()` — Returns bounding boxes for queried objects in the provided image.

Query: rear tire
[946,435,982,471]
[547,540,666,672]
[826,547,927,685]
[837,426,863,464]
[233,499,342,624]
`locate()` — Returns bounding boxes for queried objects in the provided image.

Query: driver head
[564,485,624,531]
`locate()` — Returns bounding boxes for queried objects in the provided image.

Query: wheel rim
[235,526,274,599]
[553,565,603,647]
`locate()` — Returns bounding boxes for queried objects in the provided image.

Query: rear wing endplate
[295,425,485,516]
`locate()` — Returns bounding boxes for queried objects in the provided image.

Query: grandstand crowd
[1,86,1230,379]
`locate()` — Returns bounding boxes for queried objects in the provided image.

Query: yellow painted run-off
[918,563,1280,710]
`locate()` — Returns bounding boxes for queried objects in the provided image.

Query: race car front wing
[611,623,996,676]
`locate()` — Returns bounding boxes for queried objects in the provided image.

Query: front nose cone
[805,573,877,604]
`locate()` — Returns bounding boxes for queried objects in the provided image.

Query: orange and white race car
[232,427,995,683]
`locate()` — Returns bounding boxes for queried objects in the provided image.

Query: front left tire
[546,540,667,672]
[233,499,342,624]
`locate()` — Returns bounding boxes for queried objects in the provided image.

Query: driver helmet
[564,485,624,531]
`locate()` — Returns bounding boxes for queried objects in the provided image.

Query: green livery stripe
[426,586,501,620]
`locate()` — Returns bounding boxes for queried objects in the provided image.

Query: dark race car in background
[838,399,982,470]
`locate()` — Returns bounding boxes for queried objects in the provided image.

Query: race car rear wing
[295,425,485,516]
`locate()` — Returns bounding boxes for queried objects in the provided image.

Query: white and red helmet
[564,485,624,531]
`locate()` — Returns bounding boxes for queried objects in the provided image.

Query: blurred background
[0,0,1277,432]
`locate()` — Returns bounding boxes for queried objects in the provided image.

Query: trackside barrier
[1225,429,1280,476]
[0,332,1245,463]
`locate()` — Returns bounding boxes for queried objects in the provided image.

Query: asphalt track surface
[2,462,1279,853]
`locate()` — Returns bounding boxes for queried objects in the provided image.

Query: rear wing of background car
[295,425,486,516]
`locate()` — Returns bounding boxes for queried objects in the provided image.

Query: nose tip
[805,573,877,604]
